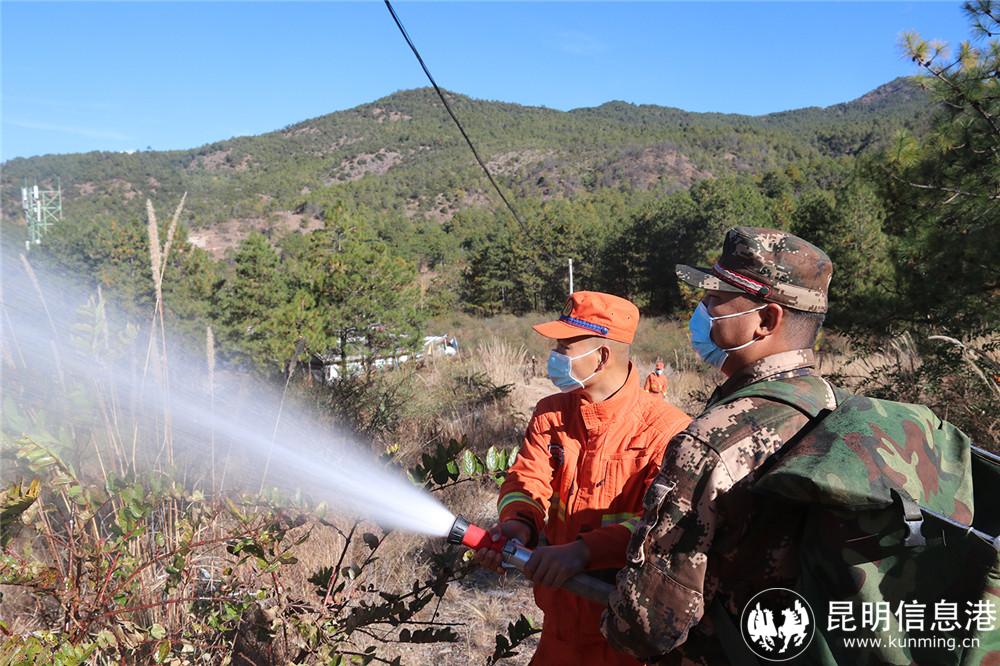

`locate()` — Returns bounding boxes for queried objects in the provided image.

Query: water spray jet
[3,250,613,609]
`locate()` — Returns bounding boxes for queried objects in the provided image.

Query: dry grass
[428,312,555,361]
[820,331,922,388]
[428,311,693,369]
[473,336,529,390]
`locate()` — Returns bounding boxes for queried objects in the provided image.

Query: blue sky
[1,2,971,160]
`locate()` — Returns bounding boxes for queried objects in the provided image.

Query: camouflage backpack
[717,375,1000,666]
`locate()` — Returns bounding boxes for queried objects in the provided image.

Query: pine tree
[885,0,1000,330]
[282,215,424,371]
[216,232,288,370]
[793,184,895,327]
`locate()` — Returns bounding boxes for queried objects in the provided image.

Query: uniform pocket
[613,564,704,653]
[626,478,675,565]
[604,450,655,504]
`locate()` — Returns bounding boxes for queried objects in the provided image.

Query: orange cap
[532,291,639,344]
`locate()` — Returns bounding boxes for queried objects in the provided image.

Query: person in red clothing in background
[476,291,690,666]
[644,360,668,399]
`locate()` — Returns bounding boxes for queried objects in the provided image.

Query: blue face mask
[547,346,602,392]
[689,302,768,369]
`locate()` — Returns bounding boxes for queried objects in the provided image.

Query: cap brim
[532,320,596,340]
[675,264,743,293]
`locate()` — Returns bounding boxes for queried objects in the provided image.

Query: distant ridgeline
[0,78,929,235]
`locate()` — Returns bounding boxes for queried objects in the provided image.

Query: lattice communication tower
[21,179,63,249]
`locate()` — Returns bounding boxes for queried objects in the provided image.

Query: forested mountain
[2,76,929,253]
[4,51,994,375]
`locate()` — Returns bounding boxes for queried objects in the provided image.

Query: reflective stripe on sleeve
[601,512,640,530]
[498,491,544,515]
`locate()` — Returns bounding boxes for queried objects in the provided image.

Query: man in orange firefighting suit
[477,291,690,665]
[644,361,668,398]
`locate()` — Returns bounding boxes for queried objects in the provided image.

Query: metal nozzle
[499,541,614,604]
[448,515,614,604]
[501,540,532,570]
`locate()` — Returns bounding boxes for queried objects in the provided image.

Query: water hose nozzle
[447,515,613,604]
[447,515,504,551]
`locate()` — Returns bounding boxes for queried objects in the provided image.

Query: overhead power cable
[383,0,551,259]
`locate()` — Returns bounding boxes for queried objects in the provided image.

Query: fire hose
[448,516,615,604]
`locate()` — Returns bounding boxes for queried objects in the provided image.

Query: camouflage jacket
[601,349,837,664]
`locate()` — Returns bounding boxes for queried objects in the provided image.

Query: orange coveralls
[498,364,690,665]
[643,372,668,397]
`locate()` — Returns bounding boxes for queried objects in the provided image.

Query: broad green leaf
[154,639,170,663]
[459,449,477,476]
[486,446,499,472]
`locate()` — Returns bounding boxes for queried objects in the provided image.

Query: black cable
[383,0,550,259]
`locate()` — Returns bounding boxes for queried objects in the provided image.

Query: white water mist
[1,248,456,538]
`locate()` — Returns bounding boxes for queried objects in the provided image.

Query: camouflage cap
[676,227,833,313]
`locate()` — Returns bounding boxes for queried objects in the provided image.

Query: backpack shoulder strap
[715,375,842,419]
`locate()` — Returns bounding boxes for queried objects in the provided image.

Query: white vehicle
[422,335,458,358]
[310,334,458,384]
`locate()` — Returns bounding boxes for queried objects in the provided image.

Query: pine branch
[890,172,1000,200]
[918,59,1000,139]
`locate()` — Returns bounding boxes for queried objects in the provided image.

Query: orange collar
[576,363,642,436]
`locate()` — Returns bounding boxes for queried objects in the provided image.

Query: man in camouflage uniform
[602,226,836,664]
